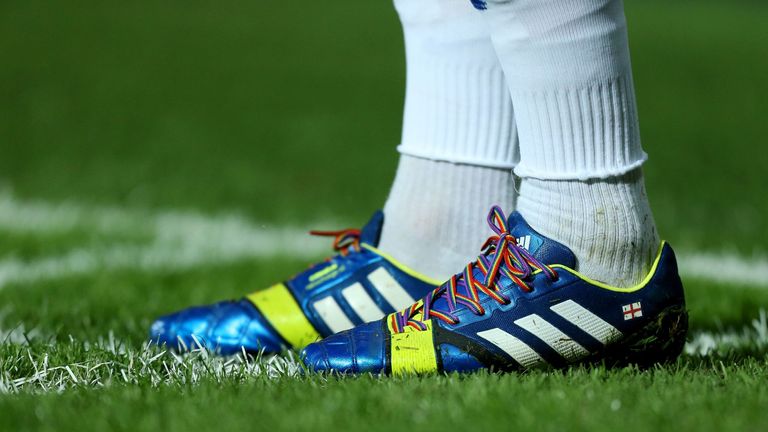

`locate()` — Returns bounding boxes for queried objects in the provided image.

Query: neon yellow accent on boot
[247,284,321,348]
[390,320,438,375]
[362,244,442,286]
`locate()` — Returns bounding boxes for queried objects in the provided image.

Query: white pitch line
[0,192,766,289]
[0,192,330,288]
[0,192,144,235]
[684,310,768,356]
[677,252,768,289]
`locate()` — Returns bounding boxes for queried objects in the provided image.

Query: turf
[3,362,768,432]
[0,0,767,430]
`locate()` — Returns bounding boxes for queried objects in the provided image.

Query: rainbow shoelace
[390,206,558,333]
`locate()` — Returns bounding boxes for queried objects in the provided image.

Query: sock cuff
[511,73,647,181]
[397,145,518,169]
[396,0,518,171]
[397,59,519,169]
[514,155,647,181]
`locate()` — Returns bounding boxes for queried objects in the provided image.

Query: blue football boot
[149,211,441,355]
[301,206,688,374]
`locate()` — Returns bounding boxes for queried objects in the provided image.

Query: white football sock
[517,170,659,287]
[379,0,518,281]
[483,0,659,286]
[394,0,517,168]
[379,156,517,281]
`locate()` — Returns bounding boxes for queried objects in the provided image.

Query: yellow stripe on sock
[390,321,438,375]
[247,284,320,348]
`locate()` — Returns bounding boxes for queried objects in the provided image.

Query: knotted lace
[390,206,558,333]
[309,228,361,257]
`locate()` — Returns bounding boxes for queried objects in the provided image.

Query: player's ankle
[378,156,516,281]
[517,169,659,287]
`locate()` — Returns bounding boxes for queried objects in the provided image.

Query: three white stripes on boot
[478,300,622,367]
[313,267,622,368]
[312,267,415,333]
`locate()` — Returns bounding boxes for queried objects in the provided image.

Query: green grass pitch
[1,0,767,430]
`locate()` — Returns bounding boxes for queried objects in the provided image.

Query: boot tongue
[360,210,384,247]
[506,211,577,269]
[416,210,577,323]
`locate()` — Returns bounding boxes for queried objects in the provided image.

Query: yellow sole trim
[390,321,438,375]
[520,240,669,294]
[551,240,669,293]
[247,284,321,348]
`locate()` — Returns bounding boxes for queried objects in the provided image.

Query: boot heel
[600,305,689,368]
